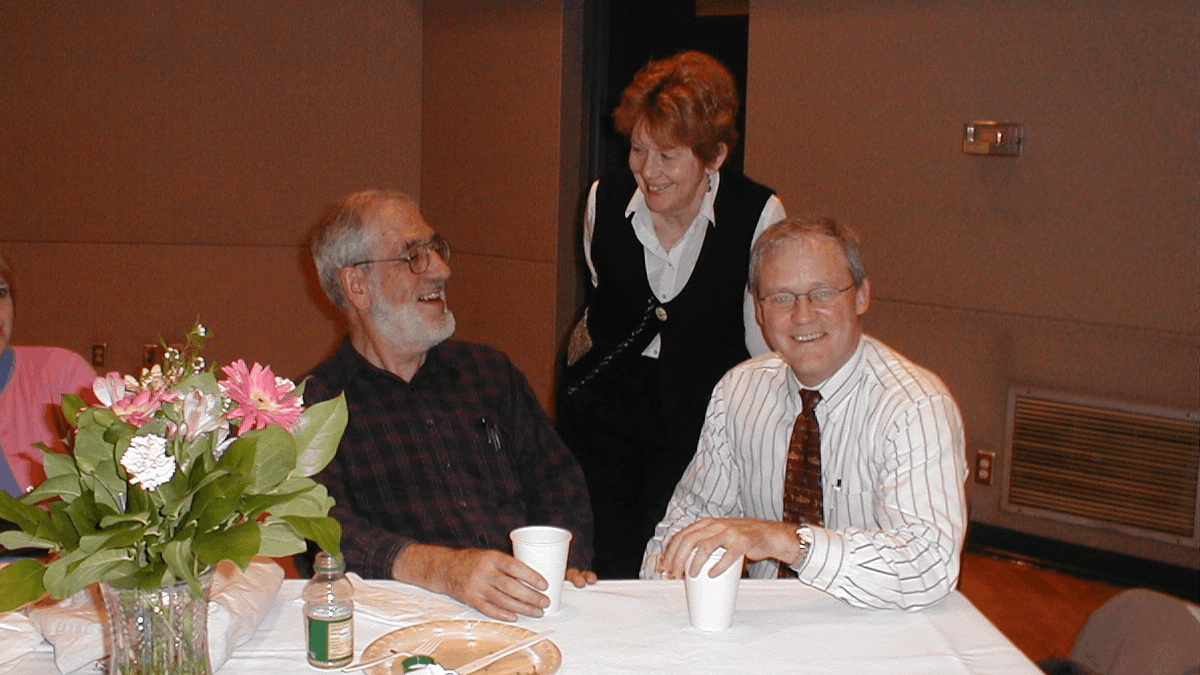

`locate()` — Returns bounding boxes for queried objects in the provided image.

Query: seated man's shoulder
[721,350,790,386]
[300,343,358,405]
[436,340,518,373]
[861,335,956,402]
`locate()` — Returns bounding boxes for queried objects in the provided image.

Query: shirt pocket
[472,415,525,510]
[827,483,873,527]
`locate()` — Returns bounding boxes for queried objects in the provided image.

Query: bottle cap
[402,655,437,672]
[314,551,345,573]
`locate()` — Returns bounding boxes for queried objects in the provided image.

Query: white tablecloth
[11,579,1042,674]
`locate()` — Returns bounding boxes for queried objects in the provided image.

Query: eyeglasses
[351,236,451,275]
[760,283,856,310]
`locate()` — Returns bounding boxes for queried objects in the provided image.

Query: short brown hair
[749,216,868,294]
[613,51,739,165]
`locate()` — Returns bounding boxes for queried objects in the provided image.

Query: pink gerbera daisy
[220,360,303,435]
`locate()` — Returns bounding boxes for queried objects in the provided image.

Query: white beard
[369,290,456,354]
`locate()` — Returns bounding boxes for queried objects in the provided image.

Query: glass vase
[100,571,213,675]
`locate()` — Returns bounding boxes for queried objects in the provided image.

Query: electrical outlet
[975,450,997,485]
[91,343,106,368]
[142,344,160,369]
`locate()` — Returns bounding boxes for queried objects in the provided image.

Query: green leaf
[98,511,152,529]
[242,425,296,494]
[61,393,88,428]
[264,479,333,519]
[0,530,58,550]
[163,530,202,593]
[190,475,251,533]
[82,461,126,513]
[49,502,81,550]
[76,406,120,430]
[217,434,256,476]
[0,559,47,612]
[290,394,347,478]
[240,487,311,520]
[42,450,80,481]
[23,473,83,504]
[64,492,103,537]
[57,548,136,597]
[175,371,220,396]
[282,515,342,557]
[0,490,53,534]
[70,425,114,475]
[194,520,260,570]
[256,518,306,557]
[78,521,147,552]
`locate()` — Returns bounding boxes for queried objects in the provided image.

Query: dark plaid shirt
[304,338,593,579]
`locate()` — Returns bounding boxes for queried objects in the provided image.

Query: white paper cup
[684,548,743,631]
[510,525,572,615]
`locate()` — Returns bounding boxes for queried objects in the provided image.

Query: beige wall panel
[3,241,342,383]
[445,253,559,409]
[747,0,1198,563]
[747,0,1197,333]
[1,1,423,389]
[420,0,567,265]
[421,0,582,411]
[869,299,1199,568]
[1,1,423,247]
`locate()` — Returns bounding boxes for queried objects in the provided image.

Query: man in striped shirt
[641,216,968,610]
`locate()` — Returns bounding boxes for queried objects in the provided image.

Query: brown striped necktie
[779,388,823,578]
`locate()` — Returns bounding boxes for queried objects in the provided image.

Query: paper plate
[362,619,561,675]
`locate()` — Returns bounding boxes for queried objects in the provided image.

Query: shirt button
[459,501,467,508]
[424,418,434,426]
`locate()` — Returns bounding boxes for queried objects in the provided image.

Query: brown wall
[3,1,1196,567]
[421,0,585,407]
[1,1,424,380]
[747,0,1198,567]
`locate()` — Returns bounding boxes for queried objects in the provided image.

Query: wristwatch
[793,525,814,569]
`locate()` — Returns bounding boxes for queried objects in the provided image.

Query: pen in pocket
[481,416,502,451]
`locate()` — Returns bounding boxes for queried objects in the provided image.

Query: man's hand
[658,518,801,579]
[566,568,598,587]
[393,544,552,621]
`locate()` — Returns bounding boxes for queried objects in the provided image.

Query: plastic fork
[341,636,442,672]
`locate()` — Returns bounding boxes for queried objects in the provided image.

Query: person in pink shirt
[0,250,97,498]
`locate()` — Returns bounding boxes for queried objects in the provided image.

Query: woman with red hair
[560,51,785,578]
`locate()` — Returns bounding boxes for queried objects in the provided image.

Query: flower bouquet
[0,323,347,672]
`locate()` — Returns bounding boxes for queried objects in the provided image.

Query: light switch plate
[963,121,1023,156]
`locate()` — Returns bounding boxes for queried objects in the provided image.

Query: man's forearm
[391,542,451,592]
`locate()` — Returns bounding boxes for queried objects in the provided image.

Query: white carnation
[120,435,176,491]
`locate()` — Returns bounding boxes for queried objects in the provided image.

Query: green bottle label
[307,615,353,665]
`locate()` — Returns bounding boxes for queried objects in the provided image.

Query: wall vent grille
[1002,388,1200,546]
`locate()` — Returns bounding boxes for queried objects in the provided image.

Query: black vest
[579,170,775,454]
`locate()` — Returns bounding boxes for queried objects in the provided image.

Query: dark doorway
[585,0,751,182]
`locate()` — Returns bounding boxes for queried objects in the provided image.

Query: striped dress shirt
[641,335,968,610]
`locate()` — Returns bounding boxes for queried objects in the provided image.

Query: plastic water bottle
[304,551,355,668]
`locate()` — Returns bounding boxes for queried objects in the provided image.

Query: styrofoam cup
[510,525,572,615]
[684,547,743,631]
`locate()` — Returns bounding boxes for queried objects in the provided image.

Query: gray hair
[310,190,417,310]
[748,216,868,294]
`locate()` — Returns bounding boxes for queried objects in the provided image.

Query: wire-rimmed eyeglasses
[350,236,451,275]
[759,283,856,310]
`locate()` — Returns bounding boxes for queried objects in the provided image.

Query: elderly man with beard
[303,190,595,621]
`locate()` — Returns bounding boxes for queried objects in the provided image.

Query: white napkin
[24,557,284,673]
[345,572,467,623]
[0,608,44,675]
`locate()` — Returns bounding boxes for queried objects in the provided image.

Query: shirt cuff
[795,525,843,591]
